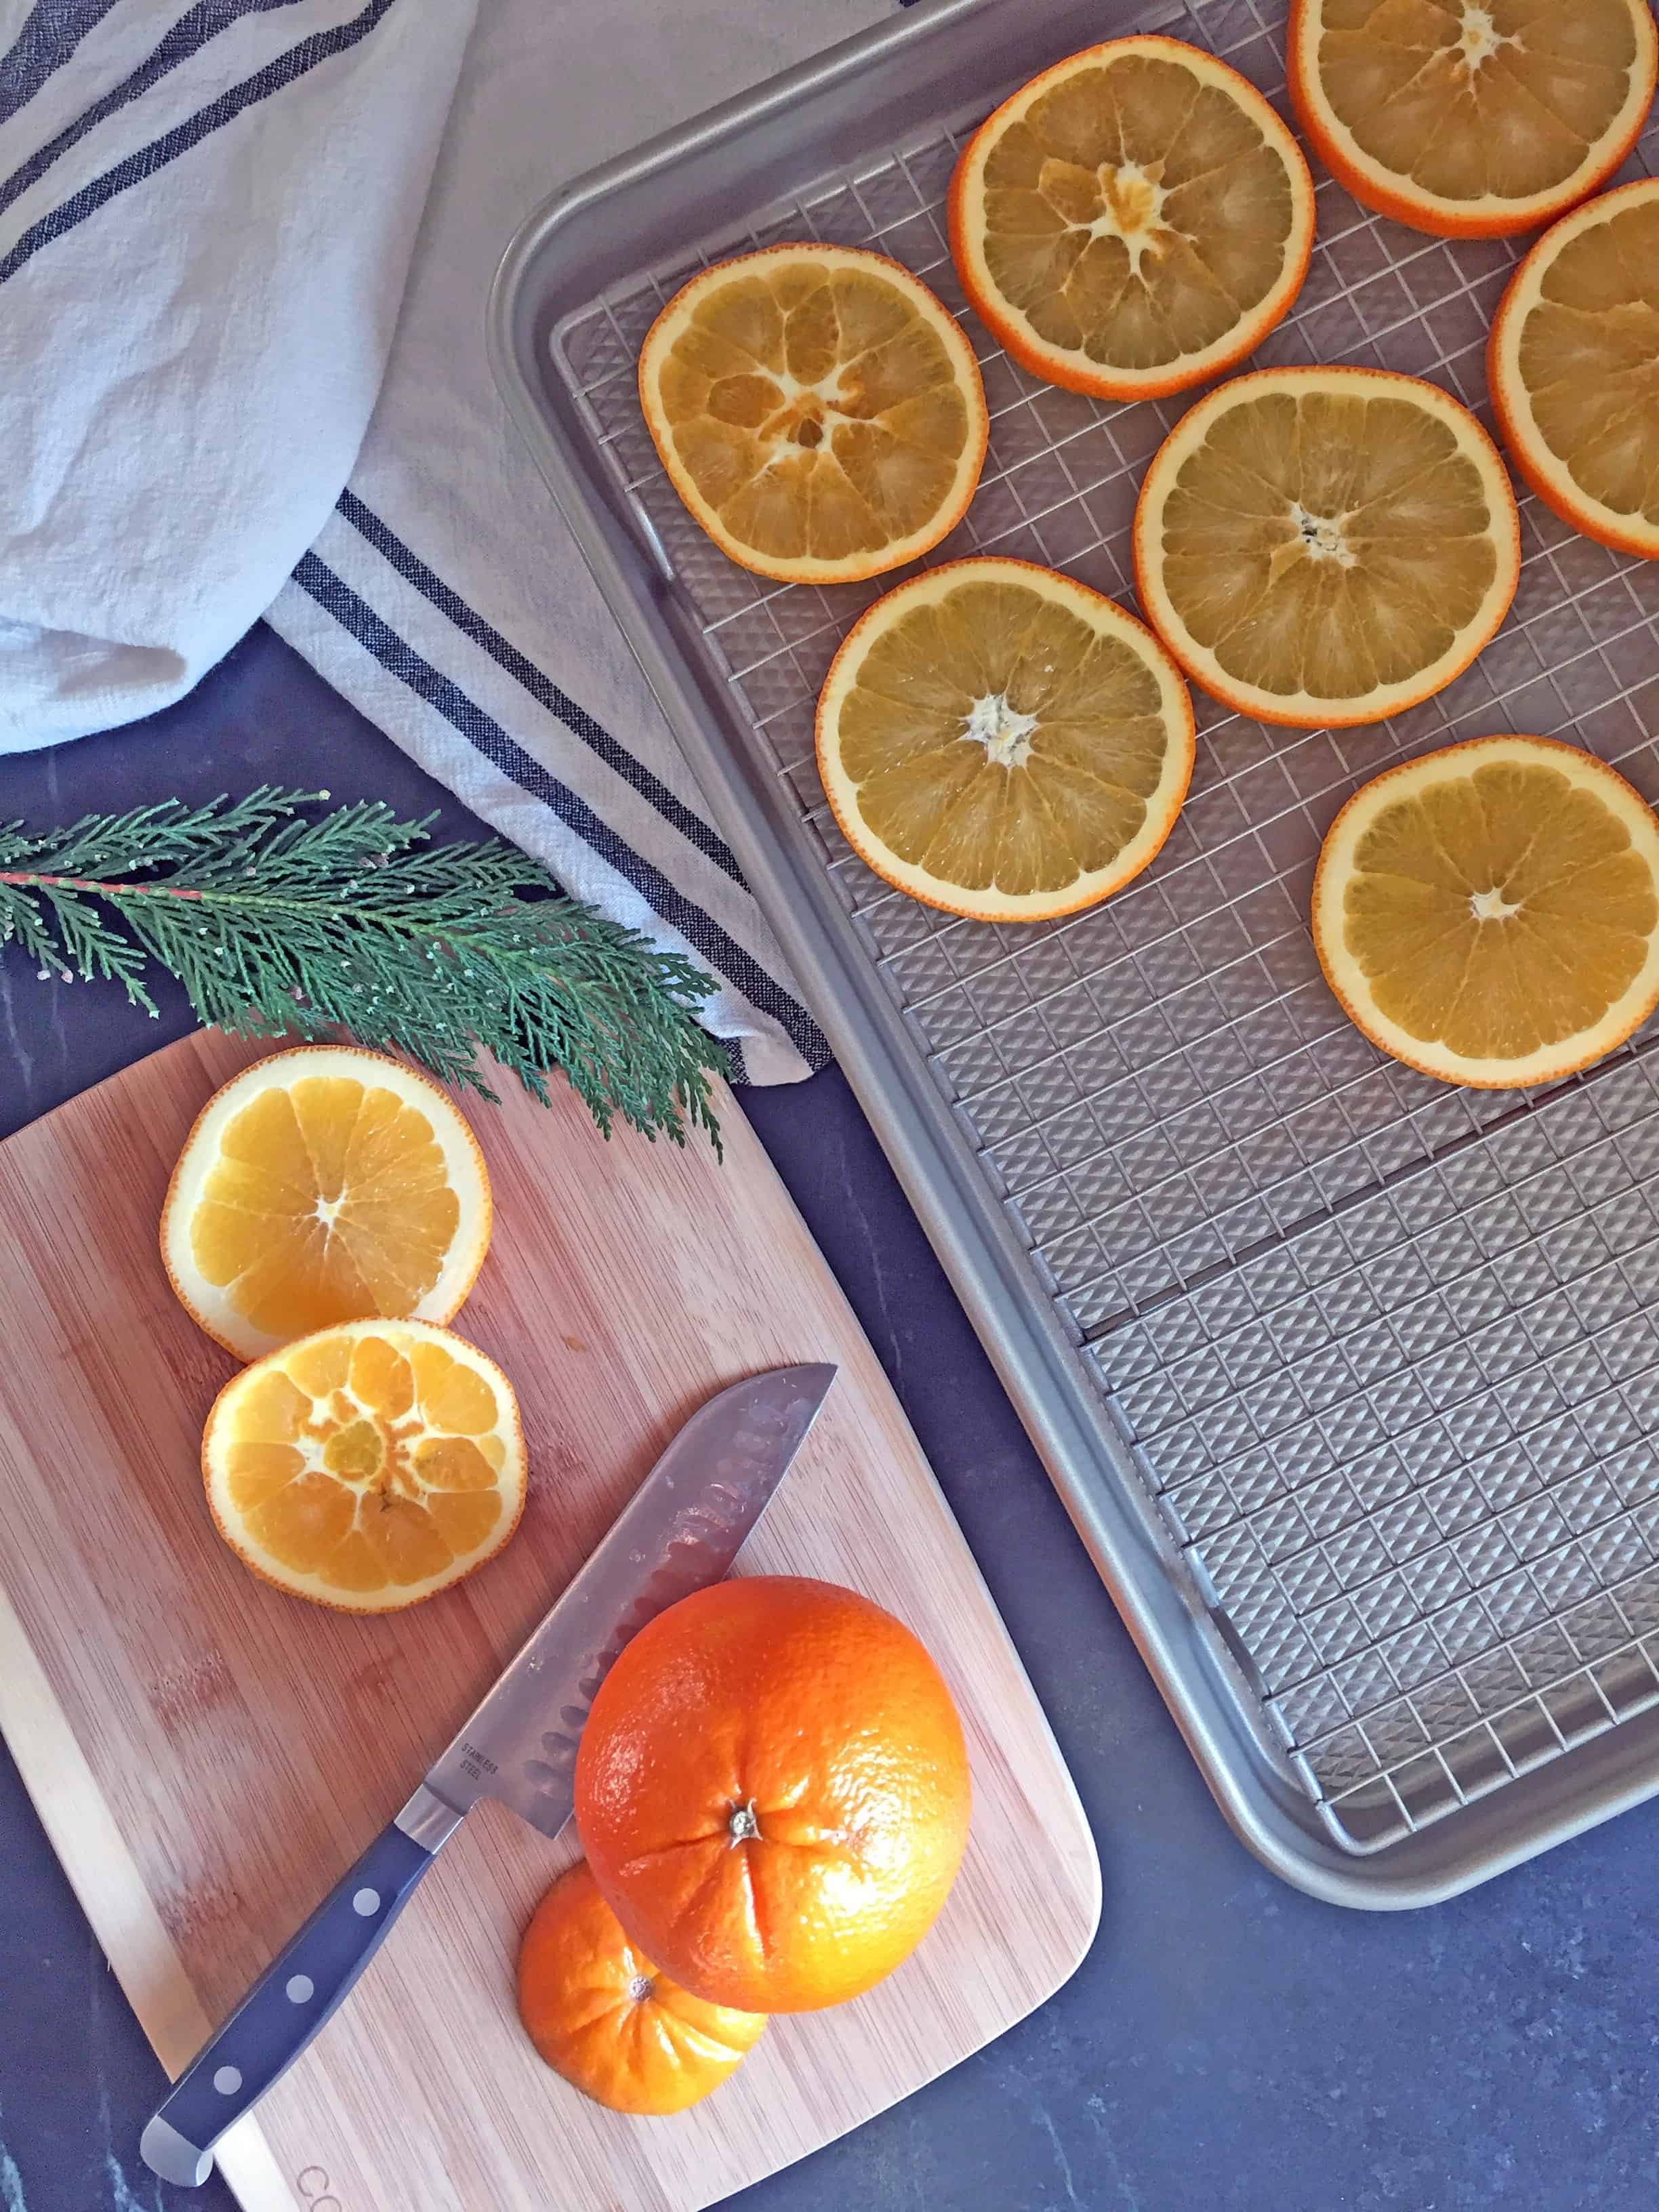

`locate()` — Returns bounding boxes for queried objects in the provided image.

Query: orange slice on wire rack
[1313,734,1659,1088]
[1132,365,1521,729]
[948,35,1315,401]
[815,556,1193,923]
[1288,0,1658,240]
[202,1317,527,1612]
[1488,178,1659,560]
[637,243,987,584]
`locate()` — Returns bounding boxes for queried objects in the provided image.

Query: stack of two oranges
[522,1573,972,2116]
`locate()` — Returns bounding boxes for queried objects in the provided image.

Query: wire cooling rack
[554,0,1659,1853]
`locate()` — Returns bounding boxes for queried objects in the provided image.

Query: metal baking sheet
[490,0,1659,1904]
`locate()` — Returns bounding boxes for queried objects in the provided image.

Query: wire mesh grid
[553,0,1659,1853]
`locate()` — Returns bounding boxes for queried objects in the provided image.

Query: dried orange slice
[815,557,1193,922]
[1313,734,1659,1087]
[202,1317,525,1611]
[949,36,1315,401]
[1289,0,1657,239]
[1133,366,1520,729]
[638,244,987,583]
[1489,178,1659,560]
[518,1861,765,2115]
[163,1046,491,1363]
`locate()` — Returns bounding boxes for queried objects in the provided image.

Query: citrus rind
[1488,178,1659,562]
[161,1046,492,1364]
[816,556,1194,922]
[638,243,988,585]
[202,1315,526,1612]
[1288,0,1657,240]
[950,35,1315,400]
[1313,734,1659,1088]
[1133,365,1521,729]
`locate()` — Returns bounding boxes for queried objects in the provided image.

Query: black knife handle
[140,1786,464,2187]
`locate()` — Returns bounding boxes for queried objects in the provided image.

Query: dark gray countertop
[3,623,1658,2212]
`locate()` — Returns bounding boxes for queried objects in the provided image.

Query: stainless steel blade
[420,1362,835,1838]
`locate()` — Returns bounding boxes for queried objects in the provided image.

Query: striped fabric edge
[0,1,166,133]
[0,0,311,225]
[335,490,747,889]
[288,496,826,1080]
[265,552,826,1087]
[310,497,819,1038]
[0,1,123,129]
[0,0,398,287]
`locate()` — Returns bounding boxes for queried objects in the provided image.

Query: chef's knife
[140,1361,836,2188]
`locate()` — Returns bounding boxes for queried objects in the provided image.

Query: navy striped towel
[0,0,895,1082]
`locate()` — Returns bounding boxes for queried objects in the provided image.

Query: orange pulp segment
[202,1317,525,1611]
[950,35,1315,398]
[1313,734,1659,1086]
[163,1046,491,1362]
[638,244,987,584]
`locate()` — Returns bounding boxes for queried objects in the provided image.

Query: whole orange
[574,1576,971,2013]
[517,1860,765,2115]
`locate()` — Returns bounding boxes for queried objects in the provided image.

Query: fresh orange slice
[815,556,1193,922]
[1488,178,1659,560]
[163,1046,491,1363]
[202,1317,526,1611]
[949,36,1315,401]
[1289,0,1658,239]
[1313,734,1659,1087]
[638,244,987,583]
[518,1860,766,2115]
[1133,365,1521,729]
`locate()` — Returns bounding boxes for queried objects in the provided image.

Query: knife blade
[140,1361,836,2189]
[422,1359,836,1838]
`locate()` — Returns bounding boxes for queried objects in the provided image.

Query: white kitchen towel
[0,0,476,740]
[0,0,897,1082]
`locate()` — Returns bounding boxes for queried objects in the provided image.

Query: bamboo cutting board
[0,1032,1099,2212]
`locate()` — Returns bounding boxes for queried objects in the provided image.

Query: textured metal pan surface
[490,0,1659,1901]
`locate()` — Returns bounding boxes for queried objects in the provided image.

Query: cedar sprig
[0,788,726,1150]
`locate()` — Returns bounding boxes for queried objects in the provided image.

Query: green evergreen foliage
[0,789,726,1150]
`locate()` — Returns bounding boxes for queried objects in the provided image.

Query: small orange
[575,1576,971,2013]
[517,1860,765,2115]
